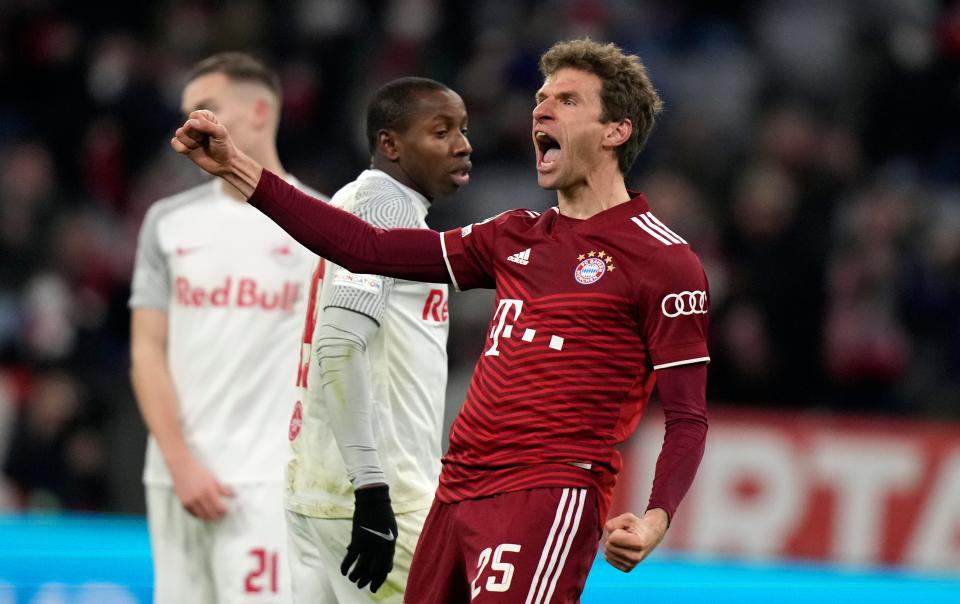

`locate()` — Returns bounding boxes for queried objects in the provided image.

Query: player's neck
[370,158,431,202]
[556,169,630,220]
[222,144,287,202]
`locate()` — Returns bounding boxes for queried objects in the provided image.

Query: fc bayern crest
[575,257,606,284]
[574,250,616,285]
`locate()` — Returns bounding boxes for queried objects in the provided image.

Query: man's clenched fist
[170,110,237,175]
[601,508,668,572]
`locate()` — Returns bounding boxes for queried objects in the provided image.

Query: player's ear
[603,118,632,150]
[378,129,401,162]
[252,97,272,129]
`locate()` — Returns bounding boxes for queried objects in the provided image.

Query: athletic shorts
[404,487,600,604]
[285,507,428,604]
[146,483,291,604]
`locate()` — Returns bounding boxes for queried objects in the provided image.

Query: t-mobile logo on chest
[485,298,564,356]
[175,276,301,311]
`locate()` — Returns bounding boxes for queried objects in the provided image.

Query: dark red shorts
[404,487,601,603]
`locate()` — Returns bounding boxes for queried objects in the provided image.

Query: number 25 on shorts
[471,543,522,599]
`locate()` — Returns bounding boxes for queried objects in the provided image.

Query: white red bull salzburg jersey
[437,194,710,514]
[130,178,319,485]
[285,170,449,519]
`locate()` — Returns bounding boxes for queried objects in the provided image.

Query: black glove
[340,484,398,592]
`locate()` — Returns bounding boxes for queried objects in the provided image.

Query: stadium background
[0,0,958,601]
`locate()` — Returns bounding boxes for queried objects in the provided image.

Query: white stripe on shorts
[524,488,587,604]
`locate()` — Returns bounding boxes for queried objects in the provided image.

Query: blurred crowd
[0,0,958,512]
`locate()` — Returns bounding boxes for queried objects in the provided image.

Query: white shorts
[285,506,428,604]
[146,483,291,604]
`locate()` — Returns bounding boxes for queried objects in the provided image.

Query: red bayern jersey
[438,193,710,511]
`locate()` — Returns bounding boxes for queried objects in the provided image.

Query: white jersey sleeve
[130,200,176,310]
[324,177,422,323]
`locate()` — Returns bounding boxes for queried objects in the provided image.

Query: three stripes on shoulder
[631,212,687,245]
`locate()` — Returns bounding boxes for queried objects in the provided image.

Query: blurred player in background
[285,77,471,602]
[172,38,709,603]
[130,52,321,604]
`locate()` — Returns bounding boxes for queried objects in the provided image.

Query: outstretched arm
[170,110,449,282]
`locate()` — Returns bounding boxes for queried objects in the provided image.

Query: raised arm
[171,110,449,282]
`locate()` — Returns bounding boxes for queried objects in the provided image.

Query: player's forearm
[248,170,450,282]
[646,363,708,522]
[646,417,705,522]
[221,151,263,199]
[315,313,387,488]
[130,345,193,466]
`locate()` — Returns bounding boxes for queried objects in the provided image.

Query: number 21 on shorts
[245,548,279,594]
[471,543,521,599]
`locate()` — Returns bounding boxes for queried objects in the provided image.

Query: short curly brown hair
[540,39,663,175]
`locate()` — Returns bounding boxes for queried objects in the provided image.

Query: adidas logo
[507,248,531,266]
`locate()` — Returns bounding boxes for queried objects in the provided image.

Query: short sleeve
[129,204,170,310]
[640,247,711,370]
[324,178,421,323]
[440,211,518,291]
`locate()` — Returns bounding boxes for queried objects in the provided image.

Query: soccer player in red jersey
[172,39,709,604]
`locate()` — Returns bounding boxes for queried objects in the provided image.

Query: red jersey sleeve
[646,362,708,522]
[440,211,515,291]
[248,169,449,282]
[640,246,710,369]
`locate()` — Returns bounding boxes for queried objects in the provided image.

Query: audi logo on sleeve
[661,290,708,317]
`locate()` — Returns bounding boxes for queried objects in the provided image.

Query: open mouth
[535,131,561,169]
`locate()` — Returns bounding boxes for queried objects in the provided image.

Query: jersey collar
[361,169,431,214]
[550,191,650,231]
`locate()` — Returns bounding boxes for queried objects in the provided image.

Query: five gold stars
[576,250,616,272]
